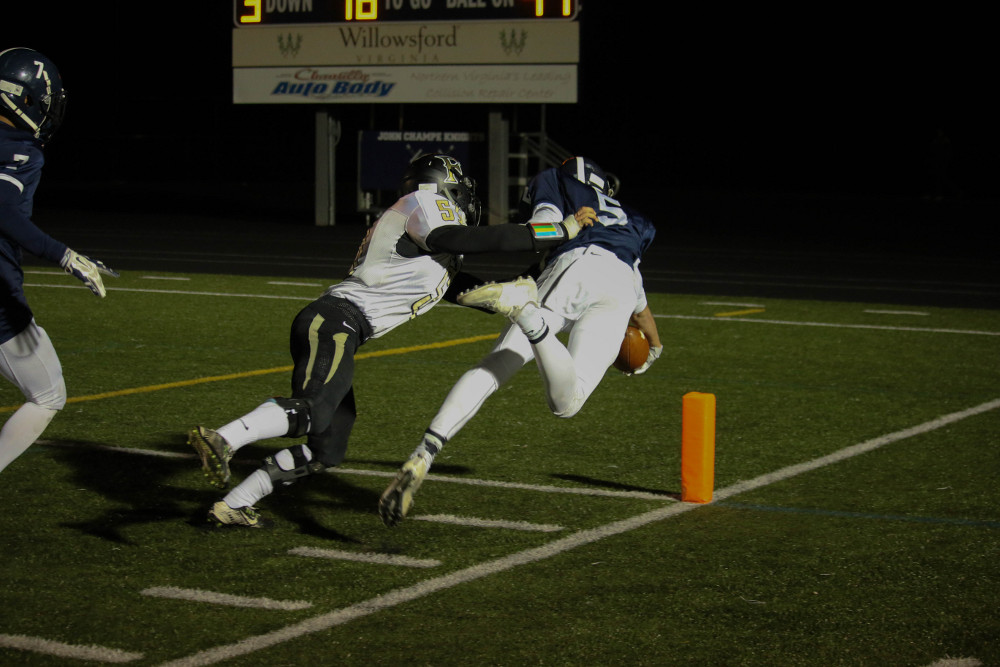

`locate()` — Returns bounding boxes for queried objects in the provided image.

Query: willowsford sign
[338,24,459,50]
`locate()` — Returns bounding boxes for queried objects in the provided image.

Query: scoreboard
[231,0,581,105]
[234,0,579,25]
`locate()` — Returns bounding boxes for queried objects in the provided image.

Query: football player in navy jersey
[0,48,118,475]
[379,156,662,527]
[187,153,595,528]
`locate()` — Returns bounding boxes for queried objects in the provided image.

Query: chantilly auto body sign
[233,63,577,104]
[231,2,581,104]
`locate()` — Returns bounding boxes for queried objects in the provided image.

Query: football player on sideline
[379,156,662,527]
[187,153,595,528]
[0,48,118,475]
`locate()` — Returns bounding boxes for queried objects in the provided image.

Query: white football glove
[630,345,663,376]
[60,248,119,298]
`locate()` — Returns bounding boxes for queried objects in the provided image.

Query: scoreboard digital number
[235,0,579,26]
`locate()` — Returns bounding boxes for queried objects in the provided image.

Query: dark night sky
[3,3,996,223]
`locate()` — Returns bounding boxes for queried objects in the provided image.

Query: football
[613,325,649,373]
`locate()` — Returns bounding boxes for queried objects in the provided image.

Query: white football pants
[429,245,640,439]
[0,321,66,473]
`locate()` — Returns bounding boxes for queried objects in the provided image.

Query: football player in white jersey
[188,154,596,528]
[379,156,662,527]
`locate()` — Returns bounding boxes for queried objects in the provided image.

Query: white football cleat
[207,501,266,528]
[378,451,432,527]
[188,426,234,489]
[457,276,538,319]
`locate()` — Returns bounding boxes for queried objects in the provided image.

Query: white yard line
[413,514,565,532]
[0,634,143,663]
[289,547,441,568]
[157,398,1000,667]
[141,586,312,611]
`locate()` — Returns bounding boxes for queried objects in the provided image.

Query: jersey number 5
[595,192,627,226]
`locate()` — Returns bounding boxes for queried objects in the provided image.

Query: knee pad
[550,386,587,419]
[269,397,312,438]
[27,377,66,412]
[262,444,326,487]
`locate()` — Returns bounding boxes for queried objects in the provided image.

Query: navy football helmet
[0,48,67,143]
[401,154,483,226]
[560,156,616,197]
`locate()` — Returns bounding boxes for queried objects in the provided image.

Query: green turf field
[2,269,997,666]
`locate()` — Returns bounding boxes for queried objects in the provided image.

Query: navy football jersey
[521,167,655,267]
[0,123,68,342]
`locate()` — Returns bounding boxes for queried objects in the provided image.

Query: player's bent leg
[428,324,532,440]
[303,387,357,468]
[520,309,583,417]
[0,321,66,473]
[552,309,631,418]
[380,327,533,527]
[188,396,313,490]
[0,402,59,472]
[209,444,323,528]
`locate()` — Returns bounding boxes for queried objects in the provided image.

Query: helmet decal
[0,48,67,142]
[560,156,613,196]
[400,153,482,226]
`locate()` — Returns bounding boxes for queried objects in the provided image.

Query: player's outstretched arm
[425,219,579,256]
[60,249,120,298]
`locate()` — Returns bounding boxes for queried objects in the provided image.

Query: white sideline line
[414,514,564,532]
[35,441,676,503]
[157,397,1000,667]
[24,281,1000,336]
[699,300,765,308]
[141,586,312,611]
[659,313,1000,336]
[24,283,311,301]
[864,309,928,316]
[289,547,441,568]
[0,633,143,663]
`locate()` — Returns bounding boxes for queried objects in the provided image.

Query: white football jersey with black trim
[328,189,464,338]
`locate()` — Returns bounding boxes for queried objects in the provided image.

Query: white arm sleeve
[633,264,647,314]
[527,202,564,224]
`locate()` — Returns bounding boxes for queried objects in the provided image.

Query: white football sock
[0,402,58,473]
[514,303,548,342]
[223,469,273,508]
[428,367,500,441]
[216,400,288,452]
[410,432,444,469]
